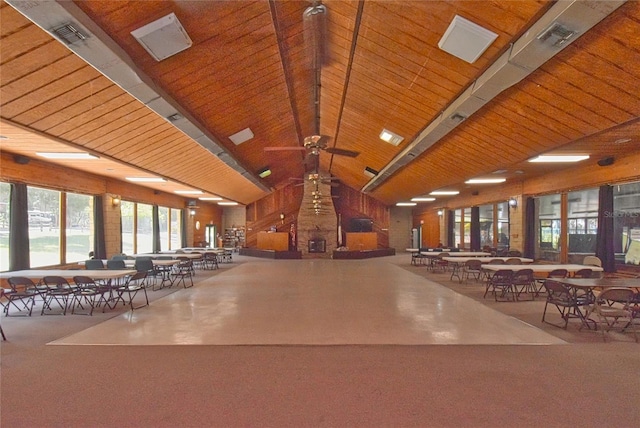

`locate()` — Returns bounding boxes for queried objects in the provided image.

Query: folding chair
[484,269,515,301]
[71,276,109,315]
[591,288,638,342]
[171,260,194,288]
[5,277,39,316]
[116,271,149,310]
[541,280,592,329]
[41,276,75,315]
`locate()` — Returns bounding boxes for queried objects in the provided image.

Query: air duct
[362,0,626,193]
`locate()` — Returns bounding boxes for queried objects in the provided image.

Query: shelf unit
[224,226,245,249]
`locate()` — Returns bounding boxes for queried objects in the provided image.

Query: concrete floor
[51,257,565,346]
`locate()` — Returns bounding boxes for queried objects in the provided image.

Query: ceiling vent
[438,15,498,63]
[537,22,576,47]
[52,23,88,44]
[131,13,192,61]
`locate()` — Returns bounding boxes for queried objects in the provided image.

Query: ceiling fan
[265,135,359,158]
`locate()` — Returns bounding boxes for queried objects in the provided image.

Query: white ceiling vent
[438,15,498,63]
[131,13,192,61]
[52,23,88,44]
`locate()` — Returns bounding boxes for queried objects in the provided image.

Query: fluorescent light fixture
[438,15,498,64]
[229,127,254,145]
[174,190,203,195]
[257,167,272,178]
[36,152,98,160]
[411,197,436,202]
[528,155,590,163]
[198,197,223,201]
[131,13,192,61]
[465,178,506,184]
[125,177,166,183]
[396,202,417,207]
[429,190,460,196]
[379,129,404,146]
[218,202,238,206]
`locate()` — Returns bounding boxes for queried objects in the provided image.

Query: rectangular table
[546,278,640,330]
[482,264,604,275]
[443,257,534,282]
[0,269,137,281]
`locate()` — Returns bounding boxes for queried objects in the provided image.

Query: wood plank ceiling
[1,0,639,207]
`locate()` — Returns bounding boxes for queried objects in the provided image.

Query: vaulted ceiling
[1,0,639,207]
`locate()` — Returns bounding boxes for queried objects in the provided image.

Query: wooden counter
[346,232,377,250]
[257,231,289,251]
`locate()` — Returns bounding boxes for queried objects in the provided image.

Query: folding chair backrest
[598,287,634,305]
[573,268,593,278]
[43,276,71,289]
[107,259,126,269]
[583,256,602,267]
[505,258,521,265]
[513,269,533,282]
[8,276,37,292]
[85,259,105,270]
[72,276,97,289]
[547,269,568,278]
[487,259,505,265]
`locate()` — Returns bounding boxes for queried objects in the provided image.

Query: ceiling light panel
[174,190,203,195]
[465,178,506,184]
[411,197,436,202]
[125,177,166,182]
[379,129,404,146]
[131,13,192,61]
[438,15,498,63]
[36,152,98,160]
[528,155,590,162]
[430,190,460,196]
[229,127,254,145]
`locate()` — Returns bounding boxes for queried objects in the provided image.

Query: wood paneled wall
[0,151,223,248]
[333,185,390,248]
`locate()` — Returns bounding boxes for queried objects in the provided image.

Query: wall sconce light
[189,209,196,216]
[279,212,285,224]
[420,219,424,225]
[437,210,444,216]
[112,195,121,207]
[508,197,518,208]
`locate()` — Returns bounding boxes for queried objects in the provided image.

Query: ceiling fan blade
[324,147,359,157]
[264,147,306,152]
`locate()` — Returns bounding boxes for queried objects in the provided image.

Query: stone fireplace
[296,172,337,259]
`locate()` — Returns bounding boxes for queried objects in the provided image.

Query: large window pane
[0,182,10,270]
[463,208,471,249]
[66,193,93,263]
[454,209,462,249]
[159,206,169,251]
[536,194,561,262]
[614,181,640,268]
[121,201,135,254]
[170,208,181,250]
[497,202,509,253]
[28,186,60,267]
[136,203,153,254]
[567,188,598,263]
[479,204,493,248]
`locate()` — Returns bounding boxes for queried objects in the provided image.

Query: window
[567,188,598,263]
[614,181,640,268]
[27,186,60,267]
[66,193,94,263]
[536,194,561,261]
[454,209,462,249]
[479,204,493,248]
[136,203,153,253]
[496,201,509,251]
[0,182,10,270]
[170,208,181,249]
[159,206,169,250]
[121,200,135,254]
